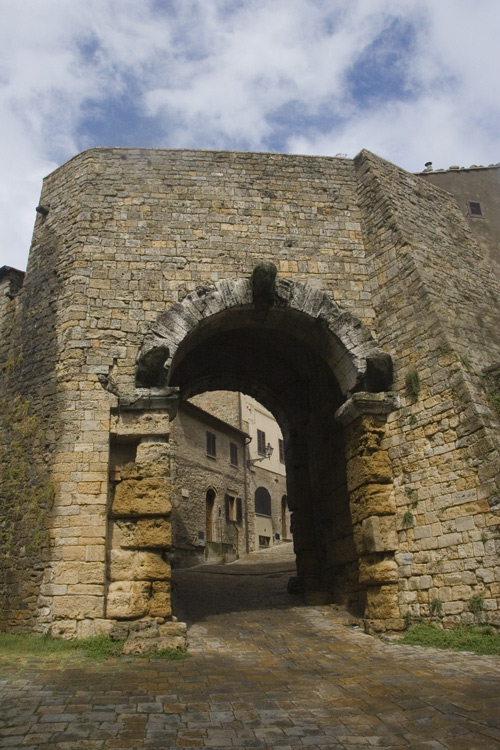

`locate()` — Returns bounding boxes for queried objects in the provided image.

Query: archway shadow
[171,546,302,625]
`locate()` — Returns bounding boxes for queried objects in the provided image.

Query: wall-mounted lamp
[247,442,273,468]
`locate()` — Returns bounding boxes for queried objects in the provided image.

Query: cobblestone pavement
[1,544,500,749]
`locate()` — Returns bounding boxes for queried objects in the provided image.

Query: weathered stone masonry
[1,147,499,638]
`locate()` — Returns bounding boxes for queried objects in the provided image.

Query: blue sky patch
[76,96,160,151]
[265,99,346,152]
[346,18,417,108]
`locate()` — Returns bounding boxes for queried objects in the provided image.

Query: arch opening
[136,275,395,616]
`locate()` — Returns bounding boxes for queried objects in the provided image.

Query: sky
[1,0,499,270]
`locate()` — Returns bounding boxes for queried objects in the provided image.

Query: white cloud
[1,0,499,270]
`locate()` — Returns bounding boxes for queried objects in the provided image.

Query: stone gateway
[1,148,499,641]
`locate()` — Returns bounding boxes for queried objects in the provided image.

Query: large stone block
[365,584,400,619]
[52,594,104,619]
[135,439,170,477]
[111,477,172,516]
[349,483,397,524]
[50,619,77,639]
[113,518,172,549]
[342,412,390,459]
[122,635,185,654]
[109,549,171,581]
[158,621,187,638]
[347,452,392,492]
[110,410,171,437]
[354,515,398,554]
[106,581,150,618]
[358,554,398,585]
[149,581,172,617]
[53,561,105,585]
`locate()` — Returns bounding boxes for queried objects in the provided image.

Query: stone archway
[133,266,400,628]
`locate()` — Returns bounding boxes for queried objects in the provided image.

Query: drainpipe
[239,393,251,554]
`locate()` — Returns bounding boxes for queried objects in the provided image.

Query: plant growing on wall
[402,511,415,528]
[405,369,420,402]
[482,365,500,415]
[430,598,443,616]
[469,594,485,622]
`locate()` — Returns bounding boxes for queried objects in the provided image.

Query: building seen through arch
[169,391,289,566]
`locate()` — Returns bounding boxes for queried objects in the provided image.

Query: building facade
[418,162,500,269]
[168,401,248,567]
[187,391,290,554]
[1,147,499,640]
[241,394,290,549]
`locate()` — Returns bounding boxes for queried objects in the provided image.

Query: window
[229,442,238,466]
[225,494,238,521]
[278,438,285,464]
[255,486,272,516]
[259,535,270,548]
[225,496,243,523]
[467,200,483,218]
[236,497,243,523]
[225,495,233,520]
[206,431,216,458]
[257,429,266,455]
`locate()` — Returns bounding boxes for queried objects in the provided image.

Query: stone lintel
[335,391,399,427]
[118,388,181,419]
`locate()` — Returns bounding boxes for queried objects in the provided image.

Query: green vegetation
[404,487,418,508]
[405,369,420,402]
[429,598,443,616]
[469,594,485,621]
[409,413,418,426]
[400,624,500,656]
[0,356,54,563]
[0,633,124,660]
[482,364,500,415]
[0,632,188,661]
[402,611,412,629]
[402,511,415,528]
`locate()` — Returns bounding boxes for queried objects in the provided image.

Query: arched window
[254,486,271,516]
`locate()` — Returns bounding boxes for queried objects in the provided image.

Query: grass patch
[400,624,500,656]
[0,633,188,660]
[0,632,124,660]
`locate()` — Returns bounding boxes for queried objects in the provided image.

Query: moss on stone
[0,356,54,566]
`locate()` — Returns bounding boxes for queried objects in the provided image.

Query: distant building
[169,401,248,567]
[181,392,289,562]
[417,162,500,269]
[241,394,289,549]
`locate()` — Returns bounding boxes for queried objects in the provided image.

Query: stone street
[1,544,500,749]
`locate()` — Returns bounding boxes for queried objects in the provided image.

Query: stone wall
[0,146,499,634]
[169,402,248,564]
[355,150,500,627]
[0,268,55,632]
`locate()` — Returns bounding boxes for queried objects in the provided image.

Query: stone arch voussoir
[136,275,392,396]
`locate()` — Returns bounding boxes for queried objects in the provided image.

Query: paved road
[1,544,500,749]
